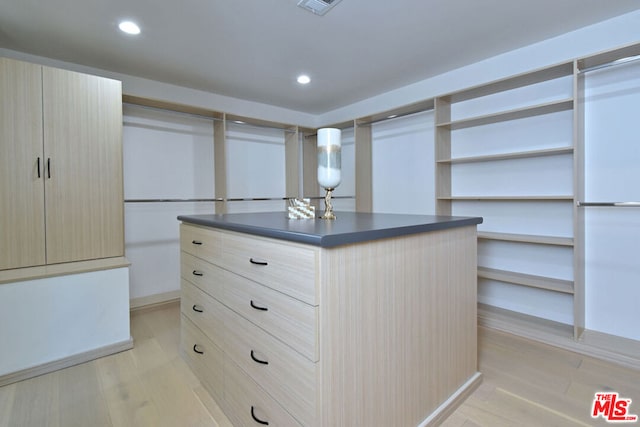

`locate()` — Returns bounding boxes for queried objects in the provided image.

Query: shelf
[437,147,573,164]
[477,231,574,247]
[478,267,574,294]
[445,62,574,103]
[438,195,574,201]
[436,98,573,130]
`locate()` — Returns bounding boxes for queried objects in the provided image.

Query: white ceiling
[1,0,639,114]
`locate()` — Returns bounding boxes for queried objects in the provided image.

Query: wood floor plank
[139,362,215,427]
[8,371,60,427]
[57,361,112,427]
[96,349,162,427]
[193,385,234,427]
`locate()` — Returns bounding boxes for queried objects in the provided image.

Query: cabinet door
[0,58,46,269]
[42,67,124,264]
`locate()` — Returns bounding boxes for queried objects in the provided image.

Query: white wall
[371,111,435,214]
[224,122,288,214]
[583,60,640,341]
[123,105,216,301]
[0,268,130,375]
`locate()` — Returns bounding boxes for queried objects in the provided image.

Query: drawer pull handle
[250,300,268,311]
[251,406,269,425]
[192,240,203,245]
[193,344,204,355]
[192,270,204,277]
[192,305,203,313]
[249,258,268,266]
[250,350,269,365]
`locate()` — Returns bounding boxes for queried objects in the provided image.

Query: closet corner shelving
[434,59,582,339]
[434,42,640,342]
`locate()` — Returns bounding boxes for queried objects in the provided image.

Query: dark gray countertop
[178,211,482,248]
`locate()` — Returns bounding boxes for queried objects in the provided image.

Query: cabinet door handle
[251,406,269,425]
[250,350,269,365]
[250,300,268,311]
[249,258,268,266]
[192,270,204,277]
[192,305,203,313]
[193,344,204,354]
[37,157,41,178]
[47,158,51,179]
[192,240,203,245]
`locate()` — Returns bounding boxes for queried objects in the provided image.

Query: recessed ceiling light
[119,21,141,35]
[297,74,311,85]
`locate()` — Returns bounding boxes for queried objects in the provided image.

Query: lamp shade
[317,128,341,189]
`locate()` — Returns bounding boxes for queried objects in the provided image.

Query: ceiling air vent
[297,0,343,16]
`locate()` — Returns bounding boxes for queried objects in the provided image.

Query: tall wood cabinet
[0,58,46,270]
[0,57,123,270]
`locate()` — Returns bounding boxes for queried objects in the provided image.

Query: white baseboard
[130,290,181,312]
[478,304,640,371]
[0,338,133,387]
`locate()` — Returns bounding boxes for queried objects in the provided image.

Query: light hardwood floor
[1,302,638,427]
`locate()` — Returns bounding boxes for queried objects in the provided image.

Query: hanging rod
[125,196,355,203]
[577,201,640,207]
[125,198,224,203]
[578,54,640,74]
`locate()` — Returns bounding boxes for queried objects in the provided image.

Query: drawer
[180,223,221,261]
[224,308,316,427]
[218,230,318,305]
[222,269,318,362]
[180,315,223,403]
[181,279,225,346]
[224,357,303,427]
[181,252,223,299]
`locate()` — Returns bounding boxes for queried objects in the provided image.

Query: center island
[177,211,483,427]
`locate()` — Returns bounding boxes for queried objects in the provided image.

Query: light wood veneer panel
[224,358,303,427]
[218,230,318,305]
[42,66,123,264]
[318,226,479,426]
[218,258,318,361]
[180,252,224,297]
[0,58,46,270]
[223,307,317,426]
[181,279,226,347]
[180,223,222,261]
[180,315,224,403]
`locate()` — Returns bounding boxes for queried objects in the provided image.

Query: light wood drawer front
[224,358,303,427]
[224,308,316,426]
[181,252,223,299]
[181,279,225,346]
[218,231,318,305]
[222,270,318,362]
[180,223,221,261]
[180,315,223,402]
